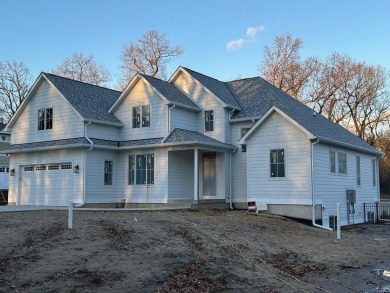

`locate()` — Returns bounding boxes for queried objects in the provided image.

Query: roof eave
[0,144,90,154]
[316,136,383,156]
[84,119,124,127]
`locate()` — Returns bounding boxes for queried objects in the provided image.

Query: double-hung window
[129,154,154,185]
[133,105,150,128]
[104,161,113,185]
[338,152,347,174]
[372,159,376,186]
[270,149,285,178]
[356,156,361,186]
[205,110,214,132]
[38,108,53,130]
[330,150,336,173]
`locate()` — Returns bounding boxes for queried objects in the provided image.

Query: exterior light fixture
[74,165,79,174]
[10,169,15,176]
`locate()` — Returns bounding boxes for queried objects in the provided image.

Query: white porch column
[194,148,198,201]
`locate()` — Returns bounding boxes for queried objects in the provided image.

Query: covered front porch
[167,147,232,205]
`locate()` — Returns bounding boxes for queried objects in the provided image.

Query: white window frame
[270,148,286,179]
[104,160,113,185]
[329,150,336,174]
[372,159,376,187]
[356,156,361,186]
[132,105,150,128]
[129,153,155,185]
[204,110,214,132]
[338,152,347,174]
[38,108,53,130]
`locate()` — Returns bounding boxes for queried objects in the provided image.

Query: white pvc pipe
[337,203,341,239]
[68,200,73,229]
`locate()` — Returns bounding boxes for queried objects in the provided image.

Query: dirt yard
[0,209,389,293]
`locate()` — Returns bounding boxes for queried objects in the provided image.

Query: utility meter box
[346,189,356,204]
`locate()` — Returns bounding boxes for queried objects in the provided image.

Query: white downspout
[229,148,237,209]
[75,121,93,208]
[161,105,176,143]
[311,138,333,231]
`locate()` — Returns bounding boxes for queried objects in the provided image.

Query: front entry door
[203,152,216,196]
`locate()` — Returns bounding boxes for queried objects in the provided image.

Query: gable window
[372,159,376,186]
[38,108,53,130]
[356,156,361,186]
[330,150,336,173]
[133,105,150,128]
[129,154,154,185]
[205,110,214,132]
[270,149,285,178]
[338,152,347,174]
[104,160,113,185]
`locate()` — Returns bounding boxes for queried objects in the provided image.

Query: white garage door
[20,163,73,206]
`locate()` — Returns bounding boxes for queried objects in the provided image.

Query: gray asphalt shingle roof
[3,138,89,152]
[227,77,379,154]
[164,128,235,149]
[183,67,241,109]
[44,73,122,124]
[141,74,199,109]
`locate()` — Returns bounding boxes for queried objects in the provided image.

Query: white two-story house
[3,66,381,228]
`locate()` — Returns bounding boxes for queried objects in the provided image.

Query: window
[270,149,285,178]
[205,110,214,132]
[338,152,347,174]
[61,164,72,170]
[241,127,251,137]
[356,156,361,186]
[330,150,336,173]
[133,105,150,128]
[38,108,53,130]
[372,159,376,186]
[129,154,154,185]
[104,161,113,185]
[36,165,46,171]
[48,165,59,170]
[0,167,5,172]
[24,166,34,171]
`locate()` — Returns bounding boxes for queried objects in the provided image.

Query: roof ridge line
[43,72,121,93]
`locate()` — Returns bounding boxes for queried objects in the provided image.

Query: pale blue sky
[1,0,389,88]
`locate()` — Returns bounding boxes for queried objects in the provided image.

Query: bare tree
[0,60,32,122]
[119,30,183,89]
[52,52,111,86]
[259,33,320,100]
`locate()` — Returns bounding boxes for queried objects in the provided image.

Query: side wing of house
[245,111,313,206]
[313,143,380,226]
[172,70,231,143]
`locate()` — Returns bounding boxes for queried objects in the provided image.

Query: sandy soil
[0,209,389,293]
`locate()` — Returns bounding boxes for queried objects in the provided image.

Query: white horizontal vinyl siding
[8,150,84,205]
[231,122,255,203]
[247,112,312,204]
[118,148,168,203]
[168,150,194,200]
[173,72,226,142]
[114,79,168,140]
[11,80,84,144]
[314,143,380,227]
[85,150,119,203]
[170,107,201,132]
[87,123,121,141]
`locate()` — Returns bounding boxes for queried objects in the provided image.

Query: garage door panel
[20,163,73,206]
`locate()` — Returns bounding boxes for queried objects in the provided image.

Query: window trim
[240,127,251,138]
[104,160,113,185]
[372,159,376,187]
[129,153,155,185]
[356,156,361,186]
[269,148,286,179]
[204,110,214,132]
[132,105,150,128]
[329,150,336,174]
[38,108,53,131]
[338,152,347,174]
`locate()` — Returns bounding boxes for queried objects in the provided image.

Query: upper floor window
[205,110,214,132]
[270,149,285,178]
[372,159,376,186]
[104,160,113,185]
[129,154,154,185]
[356,156,361,186]
[38,108,53,130]
[330,150,336,173]
[133,105,150,128]
[338,152,347,174]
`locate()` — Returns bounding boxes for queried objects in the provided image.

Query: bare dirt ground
[0,209,389,293]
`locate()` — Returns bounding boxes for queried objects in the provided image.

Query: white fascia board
[83,119,124,127]
[229,116,261,123]
[1,144,90,154]
[239,106,315,144]
[109,74,141,113]
[316,136,383,157]
[174,68,228,108]
[5,73,46,130]
[118,141,237,151]
[169,102,201,112]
